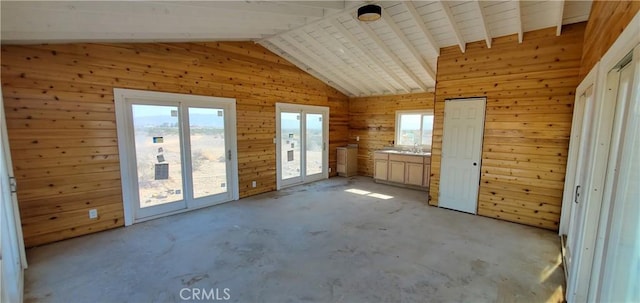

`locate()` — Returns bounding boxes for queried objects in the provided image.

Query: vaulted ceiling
[1,1,592,97]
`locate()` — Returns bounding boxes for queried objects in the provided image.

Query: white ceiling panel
[1,0,592,97]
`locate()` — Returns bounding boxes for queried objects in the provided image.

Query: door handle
[574,185,581,203]
[473,162,477,166]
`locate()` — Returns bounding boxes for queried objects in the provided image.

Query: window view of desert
[280,112,323,180]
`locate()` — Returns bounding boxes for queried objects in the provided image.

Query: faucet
[413,143,419,153]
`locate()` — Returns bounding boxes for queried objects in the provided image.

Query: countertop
[374,150,431,157]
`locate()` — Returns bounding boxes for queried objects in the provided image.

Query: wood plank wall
[429,23,586,231]
[580,1,640,78]
[1,42,349,247]
[348,93,434,176]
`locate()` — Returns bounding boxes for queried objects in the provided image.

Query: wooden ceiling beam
[380,11,436,83]
[473,0,492,48]
[556,0,565,36]
[295,30,383,95]
[515,0,524,43]
[260,41,353,96]
[267,37,362,96]
[278,34,366,95]
[401,1,440,56]
[329,19,412,93]
[438,1,466,53]
[313,26,399,94]
[353,18,429,91]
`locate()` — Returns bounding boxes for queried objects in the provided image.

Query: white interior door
[1,87,27,303]
[439,98,486,214]
[115,89,239,224]
[276,103,328,189]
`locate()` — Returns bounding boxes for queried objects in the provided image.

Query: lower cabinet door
[388,161,405,183]
[405,163,424,186]
[374,160,388,180]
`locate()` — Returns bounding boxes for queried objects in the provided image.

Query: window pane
[421,114,434,146]
[306,113,323,176]
[132,105,183,207]
[189,107,227,199]
[398,114,421,145]
[281,112,301,180]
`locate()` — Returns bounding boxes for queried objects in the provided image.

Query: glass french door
[276,103,329,189]
[115,89,238,223]
[131,104,186,218]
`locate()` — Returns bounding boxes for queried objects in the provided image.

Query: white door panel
[439,98,486,214]
[1,87,27,303]
[565,85,595,276]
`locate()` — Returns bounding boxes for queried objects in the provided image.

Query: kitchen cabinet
[423,164,431,187]
[373,151,430,190]
[374,153,388,181]
[337,146,357,177]
[406,163,424,186]
[388,161,406,183]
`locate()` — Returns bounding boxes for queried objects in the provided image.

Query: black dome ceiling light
[357,4,382,22]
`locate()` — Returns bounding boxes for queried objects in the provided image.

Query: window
[395,110,434,149]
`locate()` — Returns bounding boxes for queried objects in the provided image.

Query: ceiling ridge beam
[260,41,353,96]
[274,35,365,96]
[515,0,524,43]
[556,0,565,36]
[473,0,492,48]
[295,30,382,95]
[256,1,364,43]
[354,18,429,91]
[380,11,436,83]
[401,1,440,56]
[313,27,399,94]
[329,19,412,93]
[438,1,466,53]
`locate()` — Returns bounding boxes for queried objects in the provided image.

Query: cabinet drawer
[389,154,424,164]
[373,152,389,160]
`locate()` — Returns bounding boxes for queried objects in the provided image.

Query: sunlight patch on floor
[345,188,394,200]
[539,253,563,283]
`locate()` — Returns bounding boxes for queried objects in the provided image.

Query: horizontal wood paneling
[348,93,435,177]
[580,1,640,78]
[1,42,348,247]
[429,23,586,231]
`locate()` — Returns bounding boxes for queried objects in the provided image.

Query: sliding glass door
[276,103,329,189]
[115,89,239,224]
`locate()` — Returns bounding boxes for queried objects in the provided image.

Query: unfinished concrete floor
[24,177,564,303]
